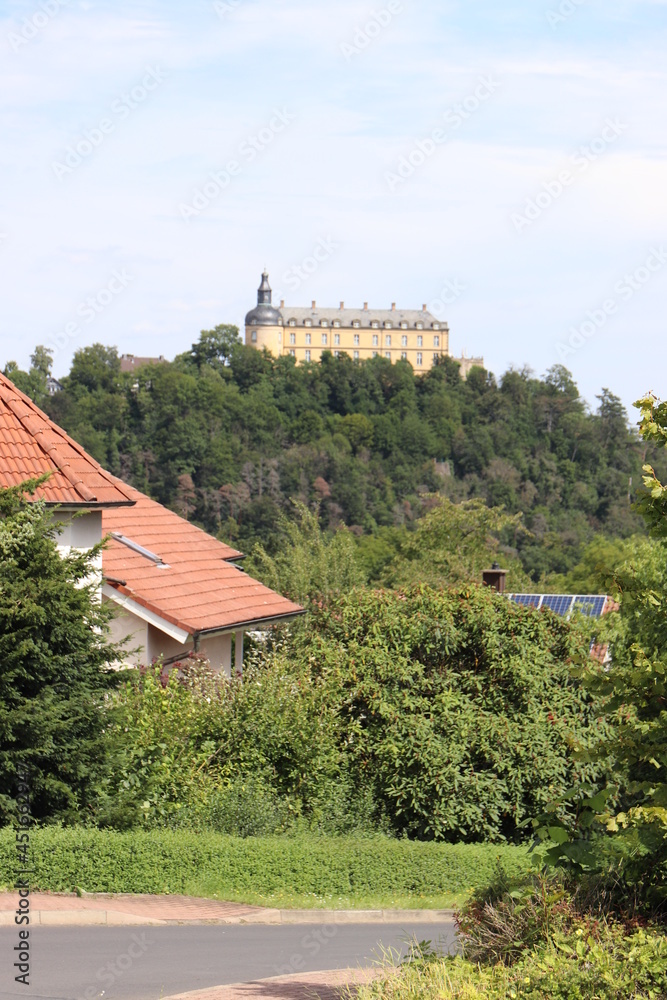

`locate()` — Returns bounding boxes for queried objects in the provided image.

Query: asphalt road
[0,922,457,1000]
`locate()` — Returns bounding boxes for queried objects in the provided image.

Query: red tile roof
[103,482,304,635]
[0,372,135,507]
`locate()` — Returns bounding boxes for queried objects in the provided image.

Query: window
[305,319,312,327]
[371,320,379,329]
[353,320,360,328]
[334,333,340,346]
[305,350,311,362]
[372,334,379,346]
[320,319,328,327]
[401,351,407,360]
[372,351,378,358]
[400,322,408,330]
[333,320,341,328]
[305,333,312,345]
[385,352,391,360]
[417,335,423,347]
[433,354,439,364]
[353,334,360,346]
[334,351,339,357]
[384,321,392,329]
[433,323,440,330]
[289,319,297,327]
[434,335,440,347]
[289,349,295,357]
[353,351,359,359]
[251,331,257,342]
[401,334,408,347]
[385,334,391,347]
[416,322,423,330]
[417,352,423,366]
[289,332,296,345]
[321,333,328,345]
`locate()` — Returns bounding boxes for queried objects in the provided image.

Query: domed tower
[245,271,284,356]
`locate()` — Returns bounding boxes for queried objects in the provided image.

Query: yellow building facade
[244,271,483,376]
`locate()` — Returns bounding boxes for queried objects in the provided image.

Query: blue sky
[1,0,666,415]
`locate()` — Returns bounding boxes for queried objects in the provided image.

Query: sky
[1,0,666,416]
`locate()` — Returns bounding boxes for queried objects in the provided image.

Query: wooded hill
[6,328,664,582]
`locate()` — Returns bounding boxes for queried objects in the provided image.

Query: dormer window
[304,320,312,327]
[289,319,297,327]
[371,320,380,329]
[320,319,328,327]
[352,320,361,328]
[400,322,408,330]
[333,320,340,328]
[384,322,392,329]
[433,323,440,330]
[416,322,423,330]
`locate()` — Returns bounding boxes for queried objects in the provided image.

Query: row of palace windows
[290,332,441,348]
[292,349,440,366]
[287,318,442,331]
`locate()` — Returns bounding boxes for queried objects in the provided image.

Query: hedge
[0,828,534,900]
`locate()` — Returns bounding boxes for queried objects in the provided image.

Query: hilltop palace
[245,271,483,377]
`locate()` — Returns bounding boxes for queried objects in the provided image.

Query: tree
[68,343,120,393]
[247,502,365,603]
[0,482,124,824]
[389,497,532,591]
[178,324,241,374]
[3,346,53,409]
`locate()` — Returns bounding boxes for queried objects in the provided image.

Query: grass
[0,827,535,909]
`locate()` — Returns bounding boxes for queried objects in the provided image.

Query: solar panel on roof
[510,594,541,607]
[541,595,575,616]
[508,594,608,619]
[572,596,606,618]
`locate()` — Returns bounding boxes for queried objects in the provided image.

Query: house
[245,270,484,376]
[0,371,304,673]
[102,482,304,673]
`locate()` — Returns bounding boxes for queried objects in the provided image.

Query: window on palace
[334,333,340,346]
[417,352,423,365]
[401,335,408,346]
[353,334,360,345]
[372,334,379,346]
[289,349,295,357]
[401,351,407,360]
[322,333,328,345]
[305,350,311,361]
[434,335,440,347]
[305,333,312,345]
[354,351,359,359]
[289,333,296,345]
[385,334,391,347]
[251,331,257,342]
[416,322,423,330]
[417,335,423,347]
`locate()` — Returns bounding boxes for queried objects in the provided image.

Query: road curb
[0,906,455,927]
[160,966,390,1000]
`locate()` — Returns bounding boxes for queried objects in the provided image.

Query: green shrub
[296,586,604,842]
[0,827,533,904]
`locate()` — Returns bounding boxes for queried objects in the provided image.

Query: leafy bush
[0,827,533,904]
[296,586,604,842]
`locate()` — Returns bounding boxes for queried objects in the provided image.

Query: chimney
[312,300,316,309]
[280,299,285,308]
[363,302,368,310]
[340,301,344,310]
[482,564,509,594]
[391,303,396,311]
[422,304,427,312]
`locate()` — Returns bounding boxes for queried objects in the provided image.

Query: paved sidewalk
[162,967,389,1000]
[0,891,454,926]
